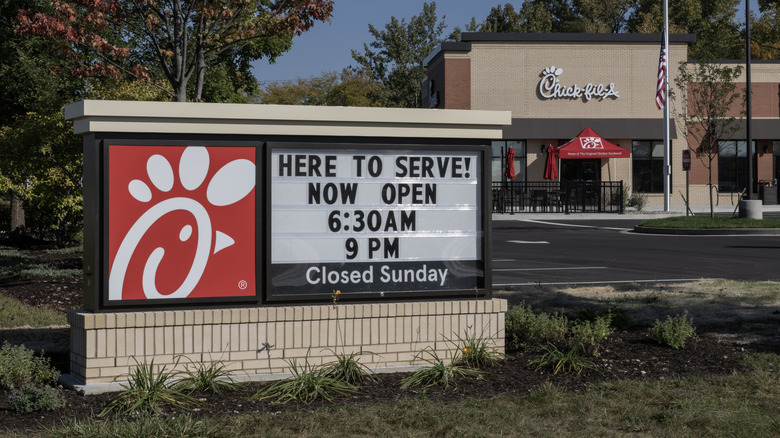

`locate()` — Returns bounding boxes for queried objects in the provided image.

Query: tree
[257,69,382,107]
[351,2,446,108]
[674,60,744,217]
[15,0,334,102]
[750,1,780,60]
[627,0,742,60]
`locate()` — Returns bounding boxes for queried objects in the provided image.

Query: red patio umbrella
[544,145,558,180]
[504,147,516,180]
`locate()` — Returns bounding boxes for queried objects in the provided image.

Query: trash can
[760,185,777,205]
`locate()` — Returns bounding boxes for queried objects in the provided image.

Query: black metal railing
[491,181,624,214]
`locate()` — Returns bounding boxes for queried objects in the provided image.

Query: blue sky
[251,0,761,84]
[251,1,496,84]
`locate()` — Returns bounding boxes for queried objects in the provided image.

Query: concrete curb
[633,226,780,235]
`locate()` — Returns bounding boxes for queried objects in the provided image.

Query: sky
[251,1,496,84]
[251,0,762,84]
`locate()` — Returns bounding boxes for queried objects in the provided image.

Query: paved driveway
[491,217,780,288]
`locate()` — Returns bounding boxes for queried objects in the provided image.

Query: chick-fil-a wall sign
[107,144,256,303]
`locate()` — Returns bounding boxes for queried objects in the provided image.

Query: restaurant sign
[268,145,487,301]
[538,66,619,101]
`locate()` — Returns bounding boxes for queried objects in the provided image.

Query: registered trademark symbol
[238,280,248,290]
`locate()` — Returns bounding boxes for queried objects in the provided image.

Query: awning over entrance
[557,127,630,159]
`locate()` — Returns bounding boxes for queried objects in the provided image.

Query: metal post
[746,0,754,199]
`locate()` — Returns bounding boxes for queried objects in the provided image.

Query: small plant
[505,304,568,351]
[323,350,375,385]
[400,347,484,390]
[452,326,505,369]
[177,357,239,394]
[0,341,60,389]
[628,191,647,211]
[649,311,697,349]
[568,314,614,357]
[254,354,357,404]
[529,344,598,375]
[8,383,66,414]
[101,358,200,416]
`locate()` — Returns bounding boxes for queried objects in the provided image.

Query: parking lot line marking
[508,240,549,244]
[493,266,607,272]
[522,219,631,231]
[493,278,717,287]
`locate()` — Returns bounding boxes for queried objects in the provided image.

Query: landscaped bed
[0,244,778,437]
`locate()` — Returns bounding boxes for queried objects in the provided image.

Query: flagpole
[663,0,671,212]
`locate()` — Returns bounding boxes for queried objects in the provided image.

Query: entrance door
[560,159,601,181]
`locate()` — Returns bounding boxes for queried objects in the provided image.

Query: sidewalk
[492,204,780,221]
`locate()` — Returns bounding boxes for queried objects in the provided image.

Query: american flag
[656,38,667,110]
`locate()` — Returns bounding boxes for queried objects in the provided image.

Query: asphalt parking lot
[491,212,780,288]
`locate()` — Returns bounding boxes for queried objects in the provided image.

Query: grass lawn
[639,215,780,229]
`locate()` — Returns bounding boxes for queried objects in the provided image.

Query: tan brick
[96,329,108,358]
[195,310,205,325]
[229,351,258,361]
[154,312,165,327]
[132,327,143,356]
[230,308,241,322]
[93,313,106,330]
[164,326,175,354]
[153,327,164,355]
[249,308,259,323]
[257,307,269,322]
[193,324,203,353]
[84,330,98,358]
[230,324,240,352]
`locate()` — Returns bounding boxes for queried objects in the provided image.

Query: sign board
[105,143,258,308]
[682,149,691,171]
[267,144,487,301]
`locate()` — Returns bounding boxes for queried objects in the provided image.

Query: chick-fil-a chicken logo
[108,145,256,301]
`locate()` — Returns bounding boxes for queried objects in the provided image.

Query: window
[718,140,751,192]
[632,140,664,193]
[491,141,526,182]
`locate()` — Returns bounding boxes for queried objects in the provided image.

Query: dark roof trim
[423,42,472,67]
[503,118,678,140]
[735,119,780,138]
[462,32,696,44]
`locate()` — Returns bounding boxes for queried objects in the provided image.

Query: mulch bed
[0,248,759,434]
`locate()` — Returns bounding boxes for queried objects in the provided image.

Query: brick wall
[67,299,507,390]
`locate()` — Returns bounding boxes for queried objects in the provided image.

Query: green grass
[42,352,780,438]
[639,215,780,229]
[0,245,81,278]
[0,293,67,328]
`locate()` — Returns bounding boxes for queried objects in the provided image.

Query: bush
[177,358,239,394]
[649,311,697,349]
[505,304,568,351]
[400,347,484,390]
[0,341,60,389]
[568,314,615,357]
[101,358,199,416]
[254,355,357,404]
[8,383,65,414]
[628,191,648,211]
[529,344,598,375]
[323,351,375,385]
[453,327,506,369]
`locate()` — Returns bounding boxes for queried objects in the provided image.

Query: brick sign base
[65,299,507,394]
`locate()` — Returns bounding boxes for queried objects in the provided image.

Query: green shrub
[628,191,647,211]
[8,383,65,414]
[400,347,484,390]
[177,358,239,394]
[568,314,615,356]
[529,344,598,375]
[505,304,568,351]
[0,341,60,389]
[254,355,357,404]
[323,351,375,385]
[452,327,505,369]
[101,358,199,416]
[649,311,697,349]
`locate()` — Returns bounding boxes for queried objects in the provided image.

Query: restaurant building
[423,33,780,210]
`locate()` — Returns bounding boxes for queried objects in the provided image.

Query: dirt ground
[0,248,776,434]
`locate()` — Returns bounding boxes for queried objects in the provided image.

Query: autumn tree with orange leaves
[16,0,334,102]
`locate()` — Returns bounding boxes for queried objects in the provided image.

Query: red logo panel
[108,145,255,301]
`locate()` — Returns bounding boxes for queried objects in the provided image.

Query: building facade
[424,33,780,208]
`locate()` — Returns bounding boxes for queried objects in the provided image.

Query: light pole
[746,0,754,199]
